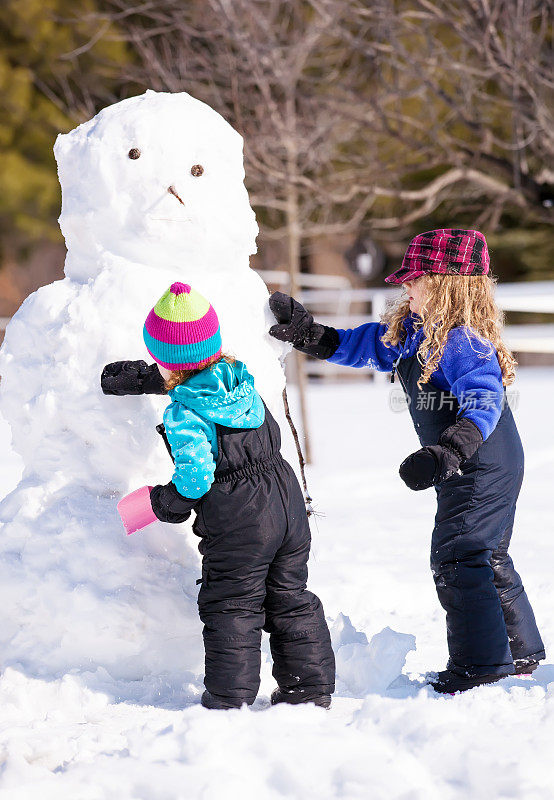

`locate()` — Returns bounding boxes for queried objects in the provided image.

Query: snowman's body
[0,91,290,682]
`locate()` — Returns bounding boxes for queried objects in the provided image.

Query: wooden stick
[282,385,313,516]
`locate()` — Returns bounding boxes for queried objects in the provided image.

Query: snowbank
[0,369,552,798]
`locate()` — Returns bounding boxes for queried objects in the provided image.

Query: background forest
[1,0,552,318]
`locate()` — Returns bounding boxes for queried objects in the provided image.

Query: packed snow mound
[0,90,290,681]
[331,614,416,695]
[55,89,259,280]
[0,373,552,800]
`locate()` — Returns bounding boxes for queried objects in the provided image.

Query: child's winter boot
[200,690,247,710]
[429,669,505,694]
[513,657,539,676]
[270,688,332,709]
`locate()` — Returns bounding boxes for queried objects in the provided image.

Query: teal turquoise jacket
[163,360,265,499]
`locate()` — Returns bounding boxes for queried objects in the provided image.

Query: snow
[1,368,553,799]
[0,88,552,797]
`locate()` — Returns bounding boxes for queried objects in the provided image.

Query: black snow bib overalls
[191,402,335,703]
[395,355,545,676]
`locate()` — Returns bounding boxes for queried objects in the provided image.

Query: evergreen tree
[0,0,129,243]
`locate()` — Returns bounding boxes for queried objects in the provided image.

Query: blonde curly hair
[381,274,516,388]
[163,354,236,392]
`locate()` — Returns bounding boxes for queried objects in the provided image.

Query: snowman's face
[55,91,258,278]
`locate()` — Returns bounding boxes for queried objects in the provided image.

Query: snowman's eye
[128,148,141,160]
[191,164,204,177]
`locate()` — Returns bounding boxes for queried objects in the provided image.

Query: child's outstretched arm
[150,406,216,523]
[101,360,167,395]
[327,323,399,371]
[268,291,399,371]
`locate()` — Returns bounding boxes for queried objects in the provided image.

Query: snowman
[0,91,291,686]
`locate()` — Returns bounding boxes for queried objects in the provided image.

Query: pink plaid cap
[385,229,490,285]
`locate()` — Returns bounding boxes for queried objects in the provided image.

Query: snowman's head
[54,91,259,280]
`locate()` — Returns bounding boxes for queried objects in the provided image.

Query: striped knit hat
[143,282,222,370]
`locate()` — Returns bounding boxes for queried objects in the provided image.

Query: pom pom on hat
[143,282,222,370]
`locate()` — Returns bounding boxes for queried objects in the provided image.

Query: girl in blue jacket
[269,228,545,694]
[102,282,335,709]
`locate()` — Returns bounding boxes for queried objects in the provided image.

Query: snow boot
[200,690,246,710]
[270,688,332,709]
[514,658,539,676]
[429,669,505,694]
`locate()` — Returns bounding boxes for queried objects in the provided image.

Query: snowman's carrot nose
[168,185,185,205]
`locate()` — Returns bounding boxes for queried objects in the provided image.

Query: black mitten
[399,445,459,491]
[101,360,167,396]
[399,417,483,491]
[149,481,199,523]
[268,292,340,360]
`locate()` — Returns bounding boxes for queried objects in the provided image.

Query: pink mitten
[117,486,157,535]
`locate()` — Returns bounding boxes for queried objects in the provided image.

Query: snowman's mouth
[150,218,190,223]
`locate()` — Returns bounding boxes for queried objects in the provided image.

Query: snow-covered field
[1,368,553,800]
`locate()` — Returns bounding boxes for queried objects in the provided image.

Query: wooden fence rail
[2,280,554,370]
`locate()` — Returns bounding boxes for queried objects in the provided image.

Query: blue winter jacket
[163,360,265,499]
[328,315,504,439]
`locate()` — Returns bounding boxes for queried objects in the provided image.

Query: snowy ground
[1,368,553,800]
